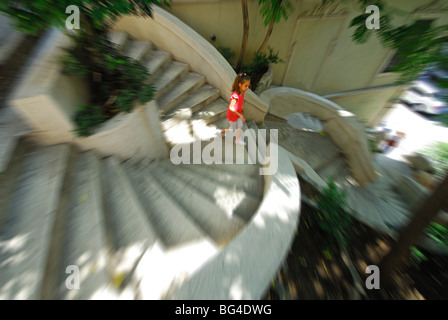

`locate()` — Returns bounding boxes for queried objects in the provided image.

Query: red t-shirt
[227,91,245,122]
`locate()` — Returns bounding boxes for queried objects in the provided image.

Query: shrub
[435,113,448,128]
[426,222,448,247]
[316,177,354,249]
[62,36,155,136]
[418,141,448,180]
[217,46,236,63]
[243,47,284,91]
[72,104,106,137]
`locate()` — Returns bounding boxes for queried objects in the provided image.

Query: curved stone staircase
[261,113,412,230]
[108,31,230,146]
[0,30,282,299]
[0,135,265,299]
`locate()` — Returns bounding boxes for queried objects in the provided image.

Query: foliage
[432,44,448,91]
[348,0,448,84]
[69,41,155,137]
[0,0,171,35]
[435,113,448,128]
[235,0,249,73]
[418,142,448,180]
[62,36,155,134]
[73,104,106,137]
[60,53,89,78]
[257,0,294,53]
[365,130,384,153]
[1,0,170,137]
[409,246,428,264]
[410,222,448,265]
[426,222,448,248]
[242,47,284,91]
[258,0,294,26]
[367,135,382,153]
[315,177,354,249]
[217,46,236,63]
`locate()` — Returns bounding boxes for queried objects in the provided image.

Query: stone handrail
[260,87,377,186]
[8,28,168,162]
[163,143,301,299]
[112,5,269,123]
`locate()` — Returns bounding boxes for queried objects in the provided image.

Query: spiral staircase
[0,26,302,300]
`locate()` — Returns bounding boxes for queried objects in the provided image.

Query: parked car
[399,80,448,115]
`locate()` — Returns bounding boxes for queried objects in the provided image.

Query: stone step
[376,200,412,234]
[190,98,228,126]
[247,120,268,164]
[241,123,256,163]
[332,166,352,189]
[42,150,114,300]
[316,155,346,184]
[0,142,71,299]
[151,61,189,100]
[107,31,128,50]
[181,160,263,180]
[161,85,221,130]
[202,163,262,179]
[345,187,390,233]
[144,49,172,83]
[257,122,270,144]
[0,17,42,104]
[264,121,341,171]
[158,72,207,116]
[99,156,163,293]
[312,148,342,173]
[0,133,20,174]
[136,236,218,299]
[163,119,195,146]
[0,16,26,65]
[0,108,32,173]
[211,117,230,130]
[156,161,262,222]
[285,113,324,132]
[180,163,263,198]
[123,39,153,62]
[242,122,263,165]
[167,132,252,165]
[122,160,212,249]
[189,121,223,142]
[0,137,29,224]
[148,164,246,247]
[247,120,264,137]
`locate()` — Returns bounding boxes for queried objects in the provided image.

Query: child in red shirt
[221,73,250,145]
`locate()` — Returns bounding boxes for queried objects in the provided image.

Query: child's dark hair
[232,73,251,94]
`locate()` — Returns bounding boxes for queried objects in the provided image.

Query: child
[381,131,406,154]
[221,73,250,145]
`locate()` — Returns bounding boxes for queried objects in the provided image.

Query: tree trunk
[378,173,448,287]
[257,15,275,54]
[235,0,249,73]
